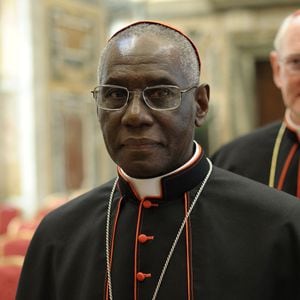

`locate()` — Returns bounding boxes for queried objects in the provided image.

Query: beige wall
[0,0,114,216]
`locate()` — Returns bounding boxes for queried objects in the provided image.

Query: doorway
[255,60,285,127]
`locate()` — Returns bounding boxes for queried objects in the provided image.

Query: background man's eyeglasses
[91,84,197,111]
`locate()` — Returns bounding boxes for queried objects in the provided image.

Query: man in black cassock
[212,10,300,198]
[17,21,300,300]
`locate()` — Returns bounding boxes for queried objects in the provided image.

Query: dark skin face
[98,34,209,178]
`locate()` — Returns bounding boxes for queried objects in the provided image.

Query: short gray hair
[273,10,300,52]
[98,22,201,86]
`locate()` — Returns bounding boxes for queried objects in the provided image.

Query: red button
[136,272,151,282]
[143,200,159,208]
[138,234,154,243]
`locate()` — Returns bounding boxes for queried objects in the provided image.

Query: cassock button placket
[136,272,152,282]
[142,200,159,209]
[106,159,213,299]
[137,201,156,286]
[138,234,154,244]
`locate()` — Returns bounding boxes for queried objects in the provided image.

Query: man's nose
[128,91,144,114]
[121,91,153,126]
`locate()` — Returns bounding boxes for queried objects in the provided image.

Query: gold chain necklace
[105,158,213,300]
[268,122,286,188]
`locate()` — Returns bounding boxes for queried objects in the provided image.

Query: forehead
[281,18,300,55]
[116,34,175,56]
[101,34,186,85]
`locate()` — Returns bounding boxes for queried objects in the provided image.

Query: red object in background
[0,258,23,300]
[1,238,31,257]
[0,204,21,235]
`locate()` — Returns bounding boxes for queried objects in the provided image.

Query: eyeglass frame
[91,84,198,111]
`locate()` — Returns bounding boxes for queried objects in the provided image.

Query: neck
[118,142,201,199]
[292,114,300,126]
[285,109,300,139]
[287,109,300,126]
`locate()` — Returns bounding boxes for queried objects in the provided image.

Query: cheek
[179,103,197,128]
[280,78,300,106]
[283,77,300,94]
[167,110,195,141]
[99,114,115,142]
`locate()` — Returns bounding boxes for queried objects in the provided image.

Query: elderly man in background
[212,10,300,197]
[17,20,300,300]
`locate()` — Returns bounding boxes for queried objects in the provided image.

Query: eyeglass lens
[94,85,181,110]
[144,86,180,109]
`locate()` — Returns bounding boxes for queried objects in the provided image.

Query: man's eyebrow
[146,78,177,86]
[286,53,300,57]
[104,77,178,86]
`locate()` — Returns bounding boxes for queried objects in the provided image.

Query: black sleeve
[16,219,57,300]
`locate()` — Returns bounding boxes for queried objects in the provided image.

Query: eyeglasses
[279,54,300,74]
[91,84,197,111]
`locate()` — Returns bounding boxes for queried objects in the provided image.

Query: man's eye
[291,58,300,65]
[105,88,127,99]
[147,88,173,99]
[286,56,300,66]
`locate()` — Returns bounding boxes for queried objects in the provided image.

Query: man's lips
[121,138,161,148]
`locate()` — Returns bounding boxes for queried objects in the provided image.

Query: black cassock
[17,150,300,300]
[212,121,300,197]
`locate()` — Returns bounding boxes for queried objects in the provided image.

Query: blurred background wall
[0,0,299,216]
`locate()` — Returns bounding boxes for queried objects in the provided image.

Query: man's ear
[195,83,209,127]
[270,51,282,89]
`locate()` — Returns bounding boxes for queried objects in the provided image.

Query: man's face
[98,35,199,178]
[271,18,300,123]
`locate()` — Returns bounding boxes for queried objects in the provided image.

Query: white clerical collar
[285,109,300,139]
[118,142,202,200]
